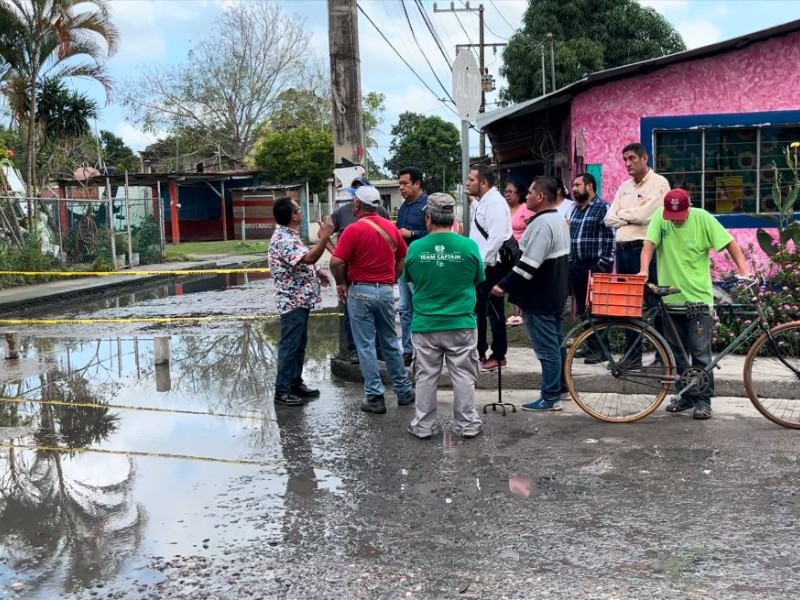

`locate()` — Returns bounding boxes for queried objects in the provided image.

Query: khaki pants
[409,329,483,435]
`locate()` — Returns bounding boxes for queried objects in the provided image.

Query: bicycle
[563,273,800,429]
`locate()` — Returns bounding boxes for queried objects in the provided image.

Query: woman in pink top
[503,180,534,325]
[505,180,535,242]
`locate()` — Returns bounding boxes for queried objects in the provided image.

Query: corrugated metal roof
[477,18,800,130]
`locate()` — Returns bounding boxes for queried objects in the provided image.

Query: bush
[0,235,62,289]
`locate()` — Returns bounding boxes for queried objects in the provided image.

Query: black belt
[617,240,644,249]
[350,281,394,286]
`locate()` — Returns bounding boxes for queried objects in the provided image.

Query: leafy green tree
[384,112,460,194]
[270,88,331,132]
[501,0,686,103]
[0,0,119,206]
[249,125,333,193]
[99,130,139,173]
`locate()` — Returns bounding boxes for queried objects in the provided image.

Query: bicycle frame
[565,279,800,396]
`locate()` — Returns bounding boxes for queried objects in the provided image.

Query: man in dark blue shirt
[396,166,428,364]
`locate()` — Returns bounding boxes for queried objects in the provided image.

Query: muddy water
[0,309,342,598]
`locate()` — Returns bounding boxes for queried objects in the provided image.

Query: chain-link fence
[1,188,165,272]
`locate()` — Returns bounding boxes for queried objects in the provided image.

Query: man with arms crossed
[403,193,485,439]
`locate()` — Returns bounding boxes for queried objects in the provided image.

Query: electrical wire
[488,0,517,34]
[413,0,453,70]
[400,0,455,103]
[357,3,461,118]
[457,0,507,41]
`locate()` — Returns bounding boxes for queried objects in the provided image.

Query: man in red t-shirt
[330,186,415,414]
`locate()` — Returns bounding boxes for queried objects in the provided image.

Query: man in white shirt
[467,164,513,371]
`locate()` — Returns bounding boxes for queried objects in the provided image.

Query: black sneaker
[403,353,413,367]
[361,394,386,414]
[274,392,306,407]
[291,383,320,399]
[348,349,359,364]
[397,390,416,406]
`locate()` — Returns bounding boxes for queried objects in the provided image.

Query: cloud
[638,0,690,13]
[115,122,165,152]
[676,19,723,49]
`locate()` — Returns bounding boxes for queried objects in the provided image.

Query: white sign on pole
[452,50,481,121]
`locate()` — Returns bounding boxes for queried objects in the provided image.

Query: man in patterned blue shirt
[569,172,616,321]
[269,197,334,406]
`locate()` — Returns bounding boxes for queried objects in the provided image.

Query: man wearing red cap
[638,189,749,420]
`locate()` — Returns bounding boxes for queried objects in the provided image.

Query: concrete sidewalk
[0,253,269,315]
[331,344,752,397]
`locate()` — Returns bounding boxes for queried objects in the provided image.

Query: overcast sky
[96,0,800,166]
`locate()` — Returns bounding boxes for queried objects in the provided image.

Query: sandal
[693,403,713,420]
[506,315,523,326]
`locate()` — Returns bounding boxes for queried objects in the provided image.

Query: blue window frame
[641,111,800,228]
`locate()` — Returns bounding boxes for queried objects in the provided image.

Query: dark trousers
[475,264,507,360]
[616,242,661,355]
[663,312,714,405]
[275,307,310,394]
[569,260,596,317]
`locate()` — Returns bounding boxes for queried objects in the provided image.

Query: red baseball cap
[663,189,690,221]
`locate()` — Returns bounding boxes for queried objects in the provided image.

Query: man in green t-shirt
[639,189,749,420]
[402,193,485,439]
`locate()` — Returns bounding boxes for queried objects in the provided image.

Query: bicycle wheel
[743,321,800,429]
[565,321,674,423]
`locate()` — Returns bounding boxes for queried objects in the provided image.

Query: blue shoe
[521,398,563,412]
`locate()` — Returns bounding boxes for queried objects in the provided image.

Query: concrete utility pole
[328,0,365,168]
[434,2,490,156]
[547,33,556,92]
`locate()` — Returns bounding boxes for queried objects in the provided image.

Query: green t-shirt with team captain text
[645,207,733,306]
[402,232,485,333]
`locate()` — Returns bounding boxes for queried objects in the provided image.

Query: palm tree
[0,0,119,225]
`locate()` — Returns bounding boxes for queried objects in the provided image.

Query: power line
[356,3,460,119]
[400,0,455,103]
[457,0,507,41]
[413,0,453,70]
[488,0,516,34]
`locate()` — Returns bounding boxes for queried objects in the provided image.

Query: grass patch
[164,240,269,260]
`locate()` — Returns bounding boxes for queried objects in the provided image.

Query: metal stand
[482,360,516,416]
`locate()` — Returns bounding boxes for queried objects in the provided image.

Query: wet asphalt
[0,275,799,599]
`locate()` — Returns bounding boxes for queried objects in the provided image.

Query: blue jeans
[275,307,310,394]
[347,284,413,399]
[523,312,566,402]
[663,312,714,405]
[398,279,414,355]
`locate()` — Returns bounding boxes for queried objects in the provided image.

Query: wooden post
[168,180,180,244]
[4,332,20,360]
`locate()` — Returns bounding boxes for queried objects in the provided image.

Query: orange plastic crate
[589,273,647,318]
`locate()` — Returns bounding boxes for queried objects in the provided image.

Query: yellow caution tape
[1,443,285,468]
[0,396,264,420]
[0,268,270,276]
[0,312,343,325]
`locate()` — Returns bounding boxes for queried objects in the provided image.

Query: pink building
[478,19,800,270]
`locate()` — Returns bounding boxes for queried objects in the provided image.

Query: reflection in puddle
[0,322,341,597]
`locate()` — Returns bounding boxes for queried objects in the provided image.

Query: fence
[1,190,165,270]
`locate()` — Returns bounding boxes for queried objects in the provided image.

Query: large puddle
[0,320,342,598]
